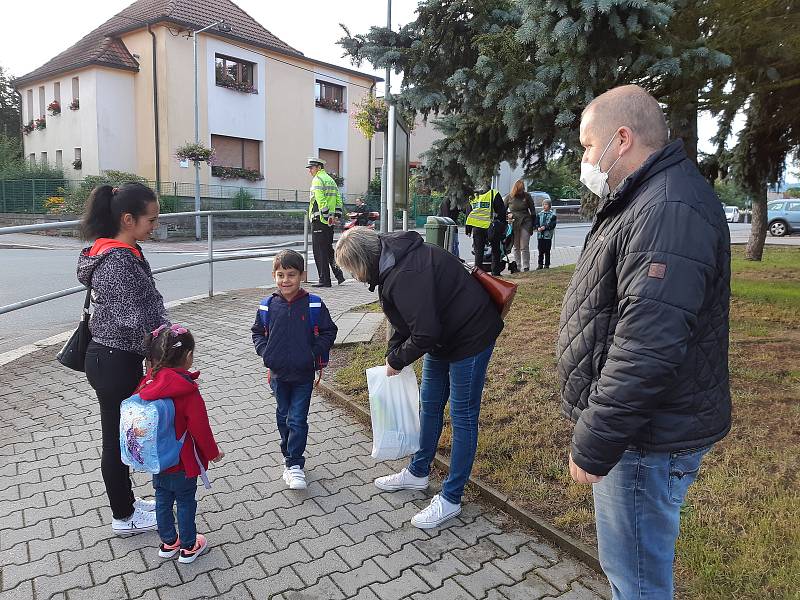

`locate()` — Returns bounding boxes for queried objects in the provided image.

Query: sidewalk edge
[317,379,602,573]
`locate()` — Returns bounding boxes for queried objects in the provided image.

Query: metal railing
[0,209,309,316]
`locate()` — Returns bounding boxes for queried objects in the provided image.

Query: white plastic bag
[366,365,421,460]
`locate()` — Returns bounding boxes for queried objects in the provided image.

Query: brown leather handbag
[464,264,518,318]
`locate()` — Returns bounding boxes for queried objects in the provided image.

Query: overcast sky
[2,0,775,169]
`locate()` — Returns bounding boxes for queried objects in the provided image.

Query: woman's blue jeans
[593,445,711,599]
[407,342,495,504]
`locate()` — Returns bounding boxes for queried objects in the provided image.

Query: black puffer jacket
[377,231,503,369]
[557,140,731,476]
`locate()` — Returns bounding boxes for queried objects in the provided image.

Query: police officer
[465,186,505,275]
[307,157,345,287]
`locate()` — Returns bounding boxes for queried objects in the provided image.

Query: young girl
[78,182,168,534]
[136,324,224,564]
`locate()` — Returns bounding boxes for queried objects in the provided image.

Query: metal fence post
[303,216,309,283]
[207,213,214,298]
[31,180,36,213]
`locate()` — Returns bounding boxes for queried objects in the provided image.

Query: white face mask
[580,132,622,198]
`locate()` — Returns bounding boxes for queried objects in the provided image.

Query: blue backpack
[119,394,210,488]
[257,293,329,369]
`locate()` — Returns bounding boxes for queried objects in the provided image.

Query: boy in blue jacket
[251,250,337,489]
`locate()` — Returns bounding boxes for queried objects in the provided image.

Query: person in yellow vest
[306,157,345,287]
[465,186,506,275]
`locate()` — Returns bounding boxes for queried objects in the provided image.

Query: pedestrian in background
[306,157,345,287]
[504,179,536,271]
[536,199,557,269]
[465,186,505,275]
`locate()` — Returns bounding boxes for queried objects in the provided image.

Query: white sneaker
[134,497,156,512]
[374,468,429,492]
[410,494,462,529]
[112,507,158,534]
[283,466,307,490]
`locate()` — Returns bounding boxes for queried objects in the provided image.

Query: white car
[723,206,740,223]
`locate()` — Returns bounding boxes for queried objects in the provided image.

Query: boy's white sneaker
[283,466,307,490]
[112,507,158,534]
[410,494,462,529]
[374,468,429,492]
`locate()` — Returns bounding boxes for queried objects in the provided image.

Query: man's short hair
[273,249,304,273]
[583,85,668,150]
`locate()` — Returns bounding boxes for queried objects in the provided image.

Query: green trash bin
[425,216,454,248]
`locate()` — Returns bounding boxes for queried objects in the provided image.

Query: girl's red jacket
[136,367,219,477]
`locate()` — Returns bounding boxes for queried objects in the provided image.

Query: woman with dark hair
[76,182,169,534]
[504,179,536,271]
[335,227,503,529]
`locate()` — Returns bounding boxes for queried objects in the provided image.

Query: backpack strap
[258,296,273,332]
[308,293,322,338]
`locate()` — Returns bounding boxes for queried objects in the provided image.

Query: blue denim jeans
[153,471,198,549]
[593,445,712,600]
[408,342,495,504]
[270,379,314,469]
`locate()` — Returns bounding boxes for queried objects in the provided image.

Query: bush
[233,188,254,210]
[63,170,148,214]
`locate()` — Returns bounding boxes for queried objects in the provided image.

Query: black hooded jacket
[377,231,503,369]
[557,140,732,476]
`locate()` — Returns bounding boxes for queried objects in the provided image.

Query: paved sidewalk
[0,282,609,600]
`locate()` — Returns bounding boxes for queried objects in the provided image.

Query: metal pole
[193,30,202,240]
[402,209,408,231]
[380,0,391,234]
[386,104,396,233]
[303,216,309,283]
[207,214,214,297]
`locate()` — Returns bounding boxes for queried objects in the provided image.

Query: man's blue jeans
[270,379,314,469]
[593,446,711,600]
[408,342,495,505]
[153,471,198,549]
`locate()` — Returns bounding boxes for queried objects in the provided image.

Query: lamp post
[193,20,231,240]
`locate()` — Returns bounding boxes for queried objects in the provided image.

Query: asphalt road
[0,222,761,354]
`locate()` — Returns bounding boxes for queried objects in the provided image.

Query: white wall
[20,69,100,177]
[313,70,350,191]
[95,69,137,174]
[206,38,267,188]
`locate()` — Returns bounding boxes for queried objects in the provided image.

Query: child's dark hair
[144,324,195,374]
[273,249,304,273]
[81,182,157,240]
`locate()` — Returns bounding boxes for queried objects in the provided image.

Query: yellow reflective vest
[308,169,343,225]
[465,189,498,229]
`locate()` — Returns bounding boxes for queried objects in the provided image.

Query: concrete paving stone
[203,501,255,531]
[29,528,81,562]
[375,521,430,552]
[77,522,118,550]
[1,552,60,590]
[576,576,612,600]
[454,562,515,598]
[450,515,504,546]
[409,578,474,600]
[451,538,509,571]
[0,518,51,550]
[380,488,429,509]
[193,581,254,600]
[241,491,294,519]
[535,561,587,593]
[0,541,28,567]
[275,498,327,528]
[24,498,83,528]
[280,575,345,600]
[306,505,358,537]
[333,532,391,569]
[265,518,319,552]
[527,539,561,564]
[492,546,551,579]
[257,541,313,578]
[298,526,350,560]
[374,541,432,578]
[65,575,128,600]
[369,569,431,600]
[245,566,305,599]
[123,554,182,597]
[330,558,390,597]
[156,573,218,600]
[412,550,475,588]
[231,509,284,542]
[1,491,45,519]
[59,540,113,573]
[414,528,472,562]
[0,510,23,533]
[340,513,394,545]
[544,581,606,600]
[312,488,362,514]
[0,579,33,600]
[487,530,540,555]
[378,499,425,529]
[52,508,103,538]
[209,556,267,595]
[0,485,20,503]
[214,484,265,511]
[293,548,350,586]
[498,573,560,600]
[91,547,148,585]
[32,563,91,600]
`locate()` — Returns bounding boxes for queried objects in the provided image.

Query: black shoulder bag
[57,288,91,372]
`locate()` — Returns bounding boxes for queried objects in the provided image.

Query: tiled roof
[14,0,304,87]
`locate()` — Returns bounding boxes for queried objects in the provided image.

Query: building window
[55,150,63,168]
[40,152,48,165]
[29,153,35,165]
[210,134,262,180]
[73,147,82,170]
[214,55,256,93]
[54,82,61,104]
[318,149,343,186]
[72,77,79,101]
[26,89,34,122]
[315,80,346,112]
[38,86,45,117]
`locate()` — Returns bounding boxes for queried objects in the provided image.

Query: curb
[317,379,603,573]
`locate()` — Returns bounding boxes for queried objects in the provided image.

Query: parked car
[767,200,800,236]
[723,205,740,223]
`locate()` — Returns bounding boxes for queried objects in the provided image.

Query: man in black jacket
[557,85,731,599]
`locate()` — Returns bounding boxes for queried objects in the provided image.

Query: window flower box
[22,120,34,135]
[69,98,79,111]
[35,116,47,130]
[211,166,264,181]
[315,97,347,113]
[215,77,256,94]
[47,100,61,116]
[72,158,82,170]
[175,141,215,163]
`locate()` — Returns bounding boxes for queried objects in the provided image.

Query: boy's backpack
[119,394,211,487]
[257,293,329,369]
